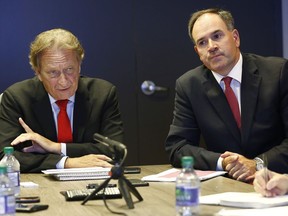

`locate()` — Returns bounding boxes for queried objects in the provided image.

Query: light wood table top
[18,164,254,216]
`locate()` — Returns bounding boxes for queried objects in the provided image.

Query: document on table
[141,168,226,182]
[216,206,288,216]
[42,167,111,181]
[200,192,288,209]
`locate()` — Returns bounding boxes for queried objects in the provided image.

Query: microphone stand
[81,139,143,209]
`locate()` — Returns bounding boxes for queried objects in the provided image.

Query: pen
[262,154,269,183]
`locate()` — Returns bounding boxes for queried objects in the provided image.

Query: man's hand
[65,154,113,168]
[11,117,61,154]
[221,151,256,182]
[254,169,288,197]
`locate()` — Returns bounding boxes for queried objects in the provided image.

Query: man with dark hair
[166,8,288,182]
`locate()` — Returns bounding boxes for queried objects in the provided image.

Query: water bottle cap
[0,165,7,174]
[181,156,194,167]
[3,146,14,154]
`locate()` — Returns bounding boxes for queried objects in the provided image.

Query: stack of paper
[141,168,226,182]
[216,206,288,216]
[42,167,111,181]
[200,192,288,209]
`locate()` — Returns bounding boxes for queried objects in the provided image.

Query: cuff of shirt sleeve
[61,143,67,156]
[216,157,224,171]
[56,156,68,169]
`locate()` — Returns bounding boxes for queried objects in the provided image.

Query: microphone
[93,133,126,155]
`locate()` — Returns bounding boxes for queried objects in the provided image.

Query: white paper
[41,167,111,181]
[200,192,288,209]
[216,206,288,216]
[20,181,39,188]
[42,167,111,174]
[141,168,226,182]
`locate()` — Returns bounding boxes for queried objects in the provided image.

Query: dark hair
[188,8,235,43]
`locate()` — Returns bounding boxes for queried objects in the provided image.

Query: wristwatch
[254,157,264,170]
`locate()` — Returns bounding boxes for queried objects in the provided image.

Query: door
[133,2,197,165]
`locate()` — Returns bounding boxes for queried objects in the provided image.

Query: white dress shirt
[211,54,243,170]
[48,94,75,169]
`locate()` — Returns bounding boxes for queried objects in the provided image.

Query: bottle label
[0,195,16,214]
[176,186,199,206]
[7,171,20,187]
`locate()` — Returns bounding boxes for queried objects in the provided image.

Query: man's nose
[58,72,69,84]
[207,39,218,52]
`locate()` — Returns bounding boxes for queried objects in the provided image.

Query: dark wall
[0,2,138,164]
[0,0,135,91]
[0,0,283,165]
[0,0,283,92]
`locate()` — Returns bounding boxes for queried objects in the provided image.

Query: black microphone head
[93,133,127,163]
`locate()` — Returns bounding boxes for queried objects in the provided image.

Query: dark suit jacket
[0,76,124,172]
[165,53,288,173]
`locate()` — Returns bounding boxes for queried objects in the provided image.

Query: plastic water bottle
[0,165,15,216]
[176,156,200,216]
[0,147,20,196]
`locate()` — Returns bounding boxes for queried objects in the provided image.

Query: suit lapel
[202,54,262,146]
[73,80,92,142]
[240,55,261,145]
[31,85,57,141]
[31,78,92,143]
[203,71,241,142]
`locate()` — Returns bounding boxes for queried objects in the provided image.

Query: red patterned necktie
[56,100,73,142]
[222,77,241,128]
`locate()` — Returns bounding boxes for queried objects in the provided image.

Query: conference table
[18,164,254,216]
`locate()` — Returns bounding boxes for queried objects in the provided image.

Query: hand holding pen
[253,168,288,197]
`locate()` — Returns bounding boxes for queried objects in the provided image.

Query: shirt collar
[48,94,75,105]
[211,53,243,84]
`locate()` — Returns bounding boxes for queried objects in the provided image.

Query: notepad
[200,192,288,209]
[42,167,111,181]
[216,206,288,216]
[141,168,226,182]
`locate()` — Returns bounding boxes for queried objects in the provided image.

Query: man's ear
[194,45,199,55]
[232,29,240,47]
[35,69,43,81]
